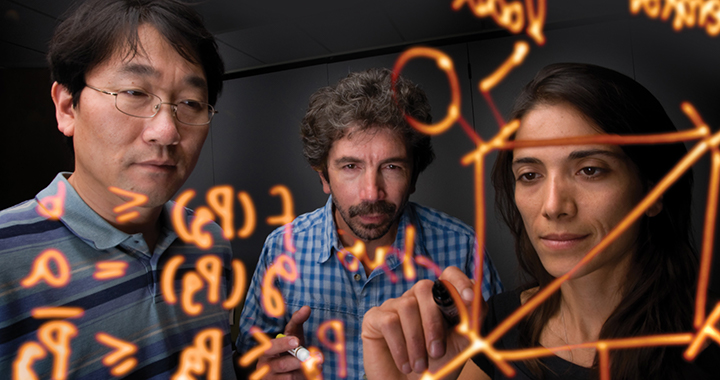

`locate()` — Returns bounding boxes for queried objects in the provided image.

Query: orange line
[31,307,84,319]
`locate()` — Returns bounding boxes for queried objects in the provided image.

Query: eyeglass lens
[115,90,213,125]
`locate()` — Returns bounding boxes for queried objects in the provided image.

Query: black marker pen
[432,279,460,327]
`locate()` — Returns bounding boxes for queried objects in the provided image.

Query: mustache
[348,201,396,218]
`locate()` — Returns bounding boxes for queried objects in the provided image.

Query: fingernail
[461,288,474,302]
[430,340,445,358]
[401,362,411,374]
[289,338,299,348]
[413,358,427,373]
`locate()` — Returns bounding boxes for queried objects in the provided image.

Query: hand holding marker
[432,279,460,326]
[276,333,311,362]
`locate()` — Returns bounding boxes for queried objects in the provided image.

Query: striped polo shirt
[0,173,236,379]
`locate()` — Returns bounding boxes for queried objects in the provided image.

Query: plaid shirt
[236,197,503,379]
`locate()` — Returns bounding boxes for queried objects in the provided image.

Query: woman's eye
[517,172,538,182]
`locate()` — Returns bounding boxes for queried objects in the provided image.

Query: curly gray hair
[300,68,435,184]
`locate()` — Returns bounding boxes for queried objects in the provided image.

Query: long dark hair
[491,63,697,379]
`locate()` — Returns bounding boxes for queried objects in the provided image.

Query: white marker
[276,333,311,362]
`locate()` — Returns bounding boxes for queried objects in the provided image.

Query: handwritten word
[318,320,347,378]
[172,328,223,380]
[630,0,720,36]
[36,181,66,220]
[108,186,149,223]
[261,254,298,317]
[452,0,546,44]
[20,249,71,288]
[161,255,247,316]
[172,185,295,250]
[13,321,77,380]
[96,333,138,377]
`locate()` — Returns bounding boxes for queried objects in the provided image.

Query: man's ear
[318,171,331,195]
[645,195,663,217]
[51,82,76,137]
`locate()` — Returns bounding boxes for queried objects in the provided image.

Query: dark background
[2,0,719,338]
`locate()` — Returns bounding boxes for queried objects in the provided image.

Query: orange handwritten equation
[12,247,246,379]
[172,185,295,250]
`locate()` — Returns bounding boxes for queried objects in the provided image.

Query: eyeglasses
[85,85,217,125]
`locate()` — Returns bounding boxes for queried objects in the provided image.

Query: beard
[333,198,403,241]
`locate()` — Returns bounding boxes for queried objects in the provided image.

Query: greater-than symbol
[109,186,148,223]
[96,333,138,377]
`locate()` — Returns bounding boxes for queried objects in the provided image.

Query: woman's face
[512,102,655,281]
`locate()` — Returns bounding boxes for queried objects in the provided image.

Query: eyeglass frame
[84,85,218,125]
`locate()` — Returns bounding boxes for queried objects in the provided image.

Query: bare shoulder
[520,286,539,305]
[458,359,491,380]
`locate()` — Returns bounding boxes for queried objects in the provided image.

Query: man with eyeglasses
[0,0,236,379]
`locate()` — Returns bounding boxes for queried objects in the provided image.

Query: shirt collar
[38,172,176,252]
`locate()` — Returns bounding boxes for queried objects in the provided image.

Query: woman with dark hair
[361,63,718,379]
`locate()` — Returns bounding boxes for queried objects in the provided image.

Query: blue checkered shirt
[236,197,503,379]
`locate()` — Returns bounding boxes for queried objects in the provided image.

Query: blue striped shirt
[236,196,503,380]
[0,173,236,379]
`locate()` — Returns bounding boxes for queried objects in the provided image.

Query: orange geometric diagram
[318,320,347,378]
[96,333,138,377]
[13,321,77,380]
[93,261,128,280]
[172,328,223,380]
[391,41,720,379]
[108,186,148,224]
[36,181,66,220]
[20,249,71,288]
[31,307,84,319]
[261,254,298,318]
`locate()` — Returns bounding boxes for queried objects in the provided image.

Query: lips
[135,159,177,172]
[539,233,589,250]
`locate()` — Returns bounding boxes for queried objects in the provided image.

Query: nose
[359,170,385,202]
[541,175,577,220]
[142,103,180,146]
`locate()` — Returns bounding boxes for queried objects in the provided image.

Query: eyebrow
[333,156,410,165]
[120,63,207,91]
[512,149,624,166]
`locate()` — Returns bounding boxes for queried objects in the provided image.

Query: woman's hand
[361,267,480,380]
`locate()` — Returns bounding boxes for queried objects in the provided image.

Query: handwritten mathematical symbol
[172,328,223,380]
[108,186,148,224]
[20,249,71,288]
[36,181,66,220]
[31,307,84,319]
[238,327,272,377]
[318,320,347,378]
[13,321,77,380]
[93,261,128,280]
[96,333,138,377]
[261,254,298,318]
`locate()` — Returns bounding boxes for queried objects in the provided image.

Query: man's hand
[256,306,314,379]
[361,267,482,380]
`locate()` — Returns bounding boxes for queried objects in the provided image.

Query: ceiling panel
[217,23,330,65]
[299,8,404,53]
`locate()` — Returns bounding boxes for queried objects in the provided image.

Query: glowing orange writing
[93,261,128,280]
[394,48,461,136]
[237,191,256,238]
[108,186,148,223]
[20,249,71,288]
[318,320,347,378]
[239,327,272,379]
[13,321,77,380]
[172,328,222,380]
[261,254,298,318]
[266,185,295,226]
[479,41,529,92]
[96,333,138,376]
[452,0,547,44]
[162,256,185,304]
[31,307,84,319]
[630,0,720,36]
[402,225,417,280]
[301,346,325,380]
[223,259,247,309]
[173,190,215,250]
[36,181,66,220]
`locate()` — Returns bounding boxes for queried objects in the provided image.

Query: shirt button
[354,274,361,281]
